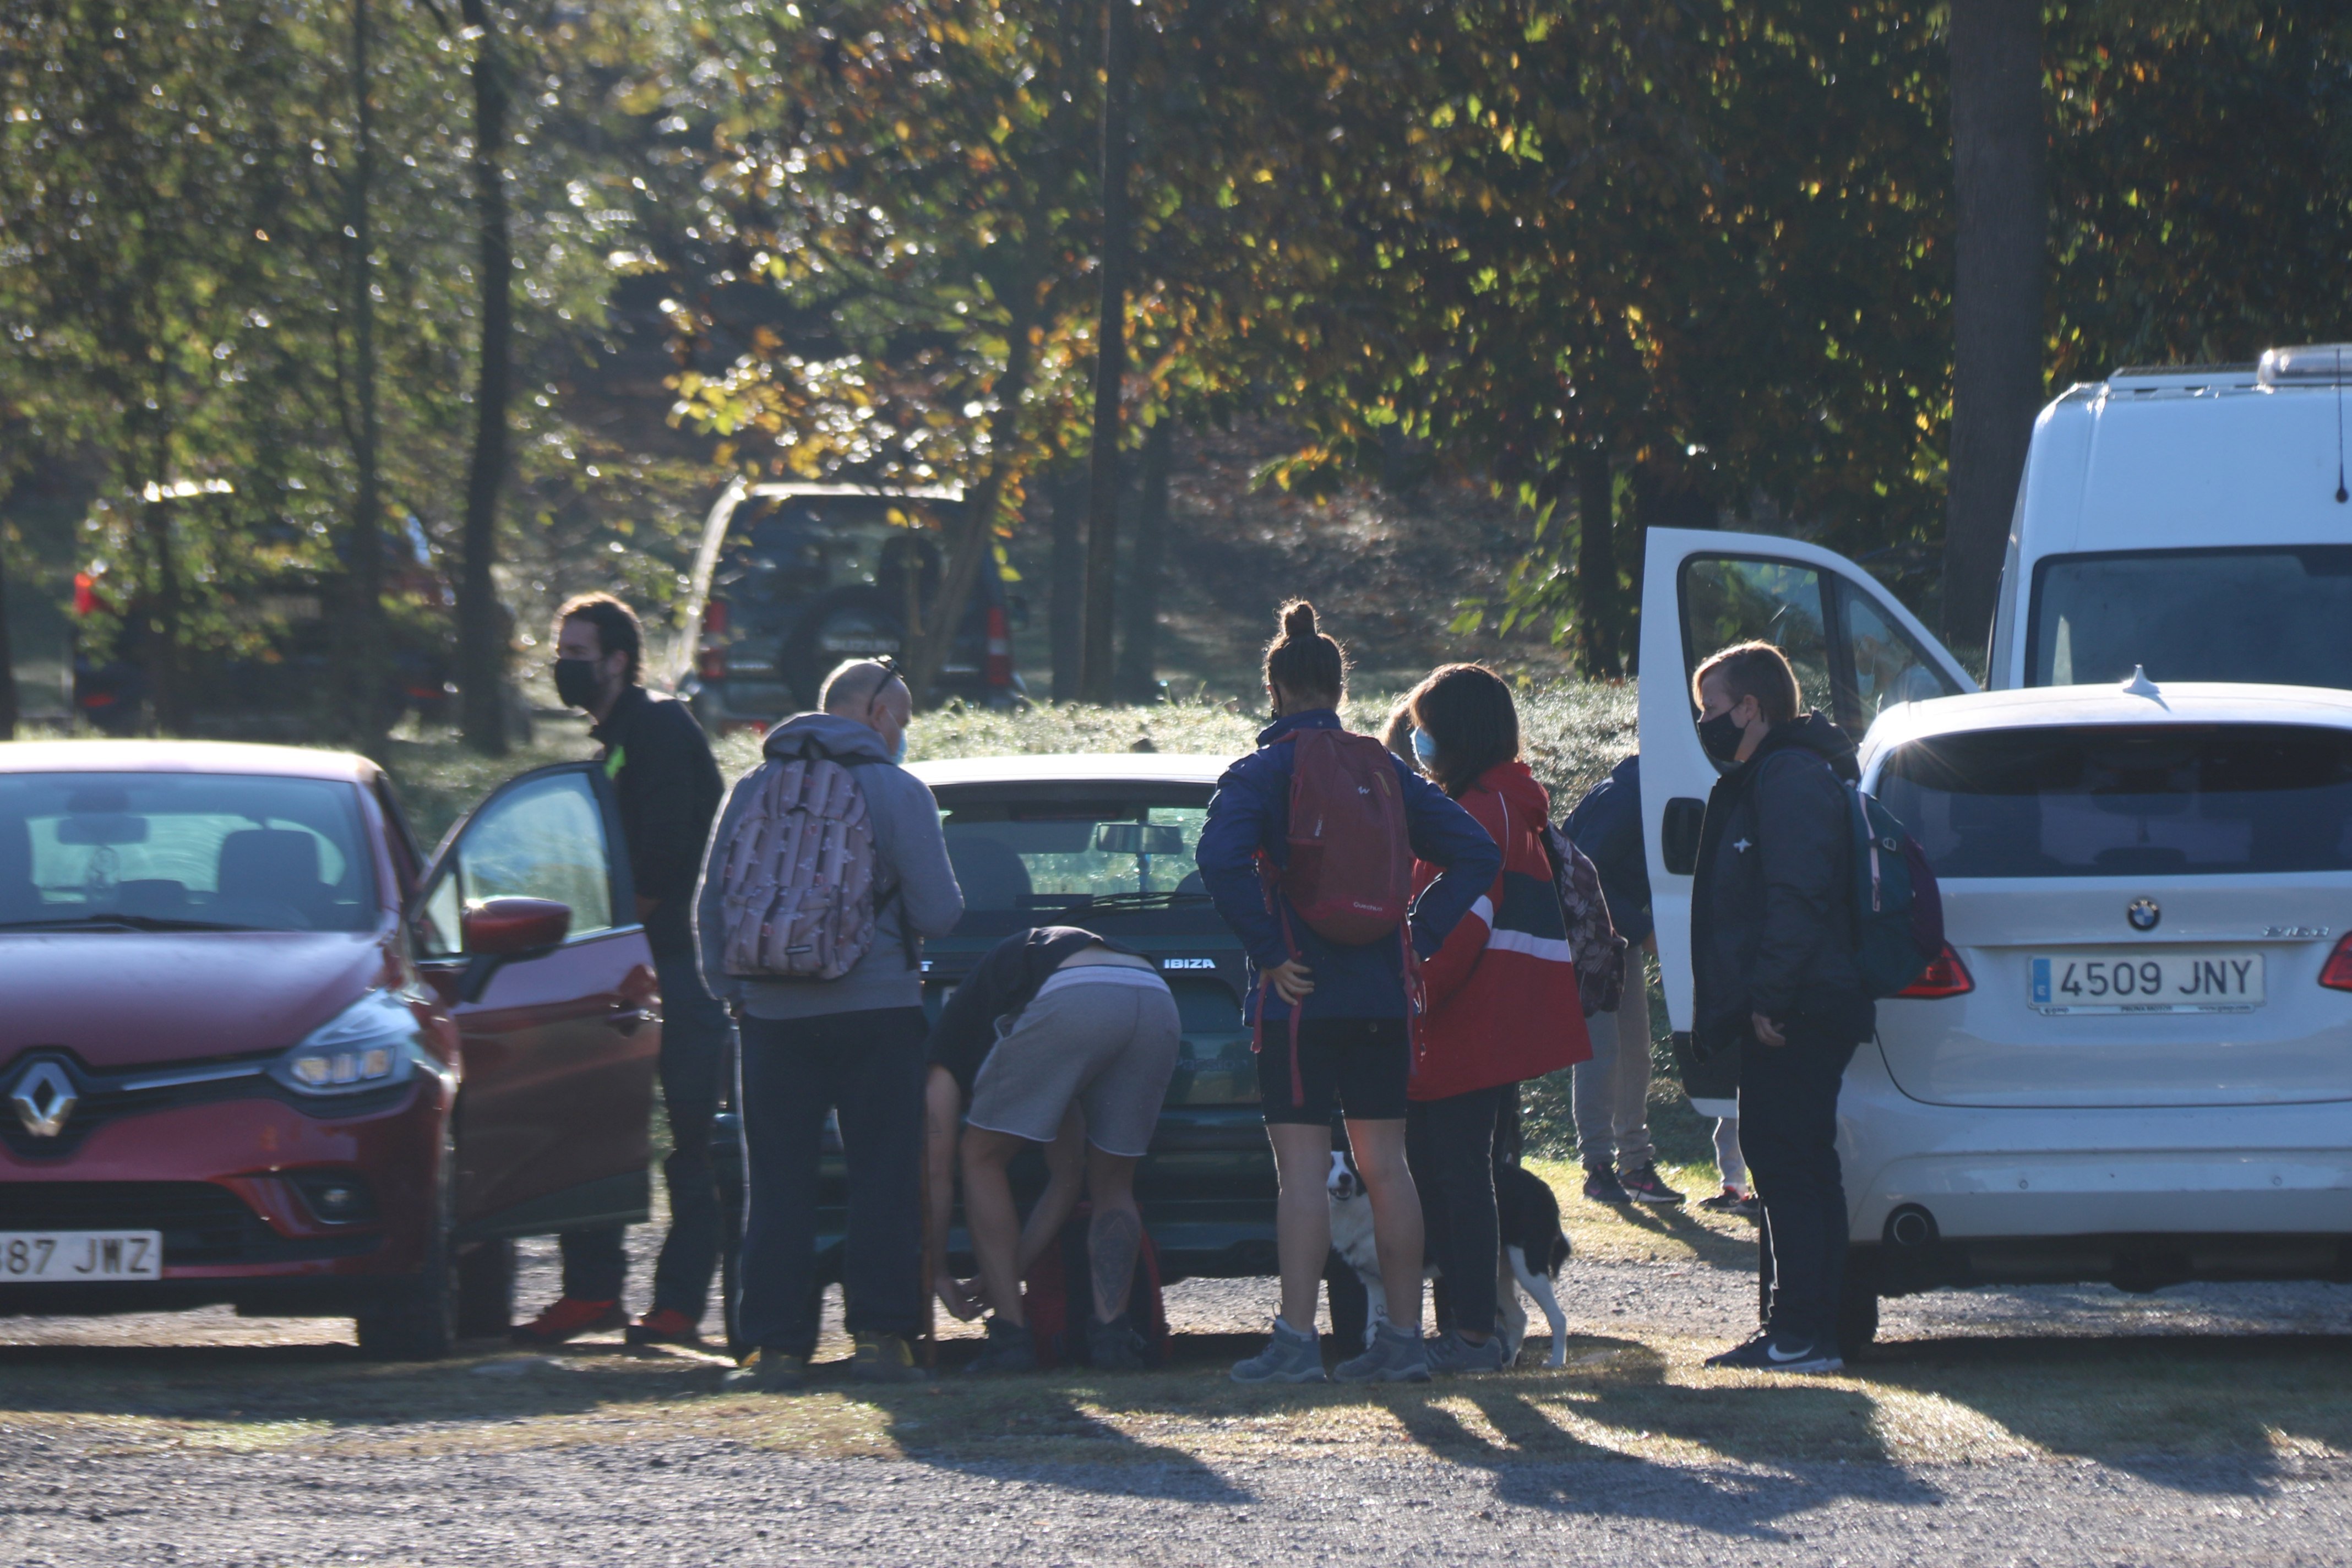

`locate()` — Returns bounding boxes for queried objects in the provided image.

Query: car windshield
[716,495,952,615]
[939,794,1210,913]
[0,772,377,931]
[2029,547,2352,688]
[1875,723,2352,878]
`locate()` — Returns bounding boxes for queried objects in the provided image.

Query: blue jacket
[1561,753,1653,947]
[1195,709,1503,1026]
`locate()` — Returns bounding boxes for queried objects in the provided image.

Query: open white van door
[1638,529,1978,1036]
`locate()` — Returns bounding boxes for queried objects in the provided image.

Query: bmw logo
[2127,897,2161,932]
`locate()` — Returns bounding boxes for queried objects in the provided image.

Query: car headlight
[271,990,425,1096]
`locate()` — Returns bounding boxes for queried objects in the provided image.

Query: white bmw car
[1833,679,2352,1351]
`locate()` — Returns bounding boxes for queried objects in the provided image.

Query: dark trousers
[557,945,733,1312]
[1406,1085,1506,1338]
[1738,1020,1860,1348]
[736,1006,928,1358]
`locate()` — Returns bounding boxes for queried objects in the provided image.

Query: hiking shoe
[1424,1329,1512,1375]
[722,1348,805,1392]
[851,1332,930,1384]
[1704,1333,1843,1374]
[509,1297,624,1347]
[1336,1321,1431,1384]
[1582,1162,1630,1204]
[624,1308,705,1348]
[1086,1314,1151,1373]
[1230,1317,1326,1384]
[1738,1193,1763,1223]
[965,1319,1037,1376]
[1697,1185,1748,1213]
[1620,1163,1686,1206]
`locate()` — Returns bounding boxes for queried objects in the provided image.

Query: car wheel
[454,1238,515,1340]
[1836,1251,1881,1364]
[1323,1252,1369,1353]
[356,1142,457,1361]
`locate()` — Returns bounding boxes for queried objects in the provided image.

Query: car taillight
[2320,934,2352,991]
[985,603,1012,688]
[1896,944,1974,999]
[696,597,729,684]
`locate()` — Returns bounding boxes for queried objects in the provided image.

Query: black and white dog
[1327,1151,1571,1366]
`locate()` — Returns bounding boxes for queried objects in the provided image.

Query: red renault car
[0,741,661,1357]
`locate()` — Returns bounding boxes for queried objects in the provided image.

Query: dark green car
[716,754,1276,1347]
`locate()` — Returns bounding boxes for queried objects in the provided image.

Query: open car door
[412,763,662,1242]
[1638,529,1977,1038]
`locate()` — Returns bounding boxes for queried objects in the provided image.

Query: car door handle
[606,1004,659,1035]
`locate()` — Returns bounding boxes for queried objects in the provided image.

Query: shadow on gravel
[1856,1330,2352,1494]
[1595,1200,1758,1272]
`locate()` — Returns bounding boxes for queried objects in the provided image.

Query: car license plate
[2028,952,2264,1015]
[0,1231,163,1281]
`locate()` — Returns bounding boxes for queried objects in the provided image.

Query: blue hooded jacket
[1194,709,1502,1027]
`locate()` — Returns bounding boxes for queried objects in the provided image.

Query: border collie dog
[1327,1151,1571,1366]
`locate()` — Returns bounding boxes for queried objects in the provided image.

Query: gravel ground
[13,1206,2352,1564]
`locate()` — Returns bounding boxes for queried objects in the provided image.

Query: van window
[2029,547,2352,688]
[1875,723,2352,878]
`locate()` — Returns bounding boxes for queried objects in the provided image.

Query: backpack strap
[840,754,923,971]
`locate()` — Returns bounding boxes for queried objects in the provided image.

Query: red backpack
[1276,728,1413,944]
[1022,1204,1172,1370]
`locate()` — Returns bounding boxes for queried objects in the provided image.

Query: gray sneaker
[1424,1329,1512,1375]
[1336,1321,1431,1384]
[1230,1317,1326,1384]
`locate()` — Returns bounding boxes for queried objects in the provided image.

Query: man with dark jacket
[1560,755,1680,1206]
[1686,641,1870,1375]
[514,592,730,1348]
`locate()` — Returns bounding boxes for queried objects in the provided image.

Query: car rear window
[939,794,1210,912]
[1875,724,2352,878]
[0,772,378,930]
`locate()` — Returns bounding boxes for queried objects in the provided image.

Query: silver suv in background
[666,482,1023,731]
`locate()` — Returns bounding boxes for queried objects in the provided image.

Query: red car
[0,741,661,1357]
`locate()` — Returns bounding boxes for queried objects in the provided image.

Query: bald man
[696,659,964,1391]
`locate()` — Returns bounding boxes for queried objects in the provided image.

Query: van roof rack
[2108,362,2259,389]
[2257,345,2352,387]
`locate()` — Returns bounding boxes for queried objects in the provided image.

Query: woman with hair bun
[1195,601,1501,1385]
[1398,663,1594,1371]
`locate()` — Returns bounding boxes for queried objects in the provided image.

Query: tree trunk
[1576,446,1620,678]
[907,309,1039,703]
[1049,465,1084,702]
[1943,0,2046,656]
[1115,417,1171,702]
[1077,0,1134,705]
[342,0,389,752]
[457,0,511,756]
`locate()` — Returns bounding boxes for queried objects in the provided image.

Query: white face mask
[1410,727,1440,768]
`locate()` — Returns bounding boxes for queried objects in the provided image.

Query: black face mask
[553,657,602,710]
[1696,710,1746,766]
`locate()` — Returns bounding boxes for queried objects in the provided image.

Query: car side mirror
[463,897,572,955]
[456,897,571,1002]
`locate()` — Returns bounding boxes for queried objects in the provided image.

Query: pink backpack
[1276,728,1412,945]
[715,756,880,979]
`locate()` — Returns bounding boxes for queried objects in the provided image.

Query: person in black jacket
[1686,641,1871,1376]
[513,592,731,1349]
[922,927,1181,1374]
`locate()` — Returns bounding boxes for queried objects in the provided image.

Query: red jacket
[1409,761,1593,1101]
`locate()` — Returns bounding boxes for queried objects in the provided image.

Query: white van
[1635,344,2352,1352]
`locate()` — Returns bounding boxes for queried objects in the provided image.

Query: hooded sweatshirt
[693,711,965,1020]
[1408,760,1594,1101]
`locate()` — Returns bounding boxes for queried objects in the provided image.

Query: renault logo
[9,1060,76,1139]
[2127,897,2162,932]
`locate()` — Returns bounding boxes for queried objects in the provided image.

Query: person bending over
[923,925,1182,1373]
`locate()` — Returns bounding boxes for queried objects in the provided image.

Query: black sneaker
[1619,1163,1686,1206]
[1086,1314,1151,1372]
[965,1319,1037,1375]
[1582,1162,1630,1204]
[1704,1333,1842,1374]
[1696,1186,1747,1213]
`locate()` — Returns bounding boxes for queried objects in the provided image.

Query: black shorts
[1259,1015,1411,1125]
